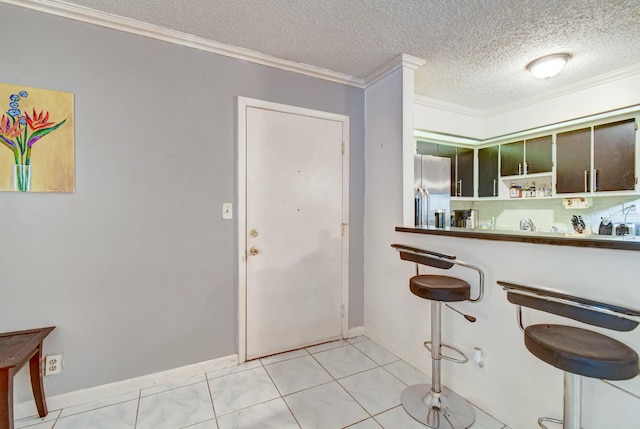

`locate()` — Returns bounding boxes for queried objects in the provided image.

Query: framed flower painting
[0,82,74,192]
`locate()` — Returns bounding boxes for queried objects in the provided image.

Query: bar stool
[392,244,484,429]
[498,280,640,429]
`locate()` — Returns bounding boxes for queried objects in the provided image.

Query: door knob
[249,246,260,256]
[249,229,259,238]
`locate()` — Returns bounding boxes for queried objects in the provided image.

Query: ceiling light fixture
[526,53,572,80]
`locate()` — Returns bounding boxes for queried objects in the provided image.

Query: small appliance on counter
[453,209,478,229]
[598,217,613,235]
[614,222,637,236]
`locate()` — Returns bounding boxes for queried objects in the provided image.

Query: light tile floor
[16,337,511,429]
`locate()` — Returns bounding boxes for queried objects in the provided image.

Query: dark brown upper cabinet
[557,120,636,194]
[499,141,524,176]
[556,127,592,193]
[500,136,552,176]
[593,119,636,192]
[478,146,499,197]
[525,135,553,174]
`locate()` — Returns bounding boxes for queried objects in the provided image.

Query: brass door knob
[249,247,260,256]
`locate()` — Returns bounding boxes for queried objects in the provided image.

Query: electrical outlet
[45,354,63,376]
[473,347,487,373]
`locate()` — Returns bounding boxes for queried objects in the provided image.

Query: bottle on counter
[510,181,517,198]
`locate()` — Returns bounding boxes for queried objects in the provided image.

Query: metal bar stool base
[537,417,564,429]
[401,384,475,429]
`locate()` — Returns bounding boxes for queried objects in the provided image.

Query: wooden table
[0,327,55,429]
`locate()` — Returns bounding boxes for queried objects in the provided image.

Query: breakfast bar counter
[395,225,640,251]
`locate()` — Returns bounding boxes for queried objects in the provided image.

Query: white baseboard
[348,326,365,338]
[14,354,238,420]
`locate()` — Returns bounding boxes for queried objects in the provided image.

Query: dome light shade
[526,53,572,79]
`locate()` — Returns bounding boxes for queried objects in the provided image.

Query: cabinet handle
[493,179,497,196]
[458,179,462,196]
[584,170,589,192]
[524,163,528,174]
[518,163,522,175]
[593,169,598,191]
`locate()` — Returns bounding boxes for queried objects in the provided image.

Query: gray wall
[0,3,364,397]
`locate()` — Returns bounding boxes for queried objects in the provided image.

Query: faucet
[520,219,536,231]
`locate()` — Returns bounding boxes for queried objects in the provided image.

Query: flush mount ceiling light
[526,53,572,79]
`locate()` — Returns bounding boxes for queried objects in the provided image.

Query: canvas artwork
[0,82,74,192]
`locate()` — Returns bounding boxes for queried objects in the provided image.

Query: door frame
[237,96,350,363]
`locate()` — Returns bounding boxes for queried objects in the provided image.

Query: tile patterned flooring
[16,337,511,429]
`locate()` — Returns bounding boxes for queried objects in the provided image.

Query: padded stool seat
[410,275,471,302]
[498,280,640,429]
[525,324,639,381]
[393,244,485,429]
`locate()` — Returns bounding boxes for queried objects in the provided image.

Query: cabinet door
[437,144,458,196]
[478,146,499,197]
[594,119,636,192]
[457,148,474,197]
[525,135,553,174]
[416,141,438,156]
[500,141,524,176]
[556,128,591,193]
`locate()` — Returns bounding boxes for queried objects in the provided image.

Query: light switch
[222,202,233,219]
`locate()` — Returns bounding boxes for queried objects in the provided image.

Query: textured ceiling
[39,0,640,112]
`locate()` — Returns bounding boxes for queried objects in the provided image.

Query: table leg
[0,369,13,429]
[29,346,47,418]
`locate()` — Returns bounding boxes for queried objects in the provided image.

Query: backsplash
[452,195,640,234]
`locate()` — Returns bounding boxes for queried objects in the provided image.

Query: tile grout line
[203,374,220,429]
[259,354,303,429]
[132,389,141,429]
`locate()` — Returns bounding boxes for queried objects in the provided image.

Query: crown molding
[415,62,640,119]
[364,54,427,88]
[484,62,640,116]
[2,0,366,89]
[414,95,487,118]
[401,54,427,71]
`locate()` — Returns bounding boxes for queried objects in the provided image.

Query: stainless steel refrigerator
[414,155,451,227]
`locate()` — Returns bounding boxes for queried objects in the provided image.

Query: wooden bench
[0,327,55,429]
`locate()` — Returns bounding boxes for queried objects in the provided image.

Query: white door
[241,100,348,360]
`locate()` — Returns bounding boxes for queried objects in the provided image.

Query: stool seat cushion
[525,324,640,380]
[410,275,470,302]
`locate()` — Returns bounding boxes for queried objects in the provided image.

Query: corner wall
[0,3,365,400]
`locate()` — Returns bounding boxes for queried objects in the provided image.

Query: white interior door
[243,103,347,360]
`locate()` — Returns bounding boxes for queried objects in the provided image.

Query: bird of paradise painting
[0,82,74,192]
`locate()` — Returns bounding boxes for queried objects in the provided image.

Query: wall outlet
[473,347,487,373]
[45,354,63,376]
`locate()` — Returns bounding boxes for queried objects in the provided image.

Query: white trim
[402,63,420,227]
[236,97,350,364]
[485,63,640,116]
[415,63,640,119]
[416,104,640,147]
[1,0,364,89]
[366,54,427,89]
[414,95,487,119]
[14,354,237,420]
[348,326,365,338]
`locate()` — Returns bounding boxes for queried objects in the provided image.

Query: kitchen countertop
[395,225,640,251]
